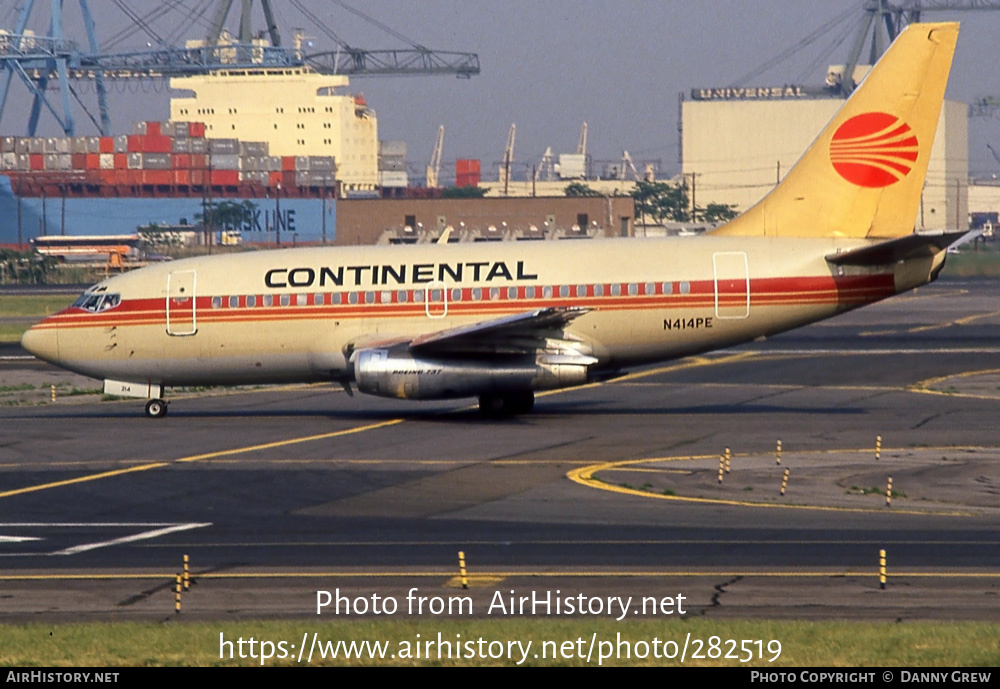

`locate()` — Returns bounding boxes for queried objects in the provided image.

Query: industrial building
[681,92,968,231]
[336,196,635,246]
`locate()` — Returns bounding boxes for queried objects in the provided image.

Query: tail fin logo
[829,112,919,188]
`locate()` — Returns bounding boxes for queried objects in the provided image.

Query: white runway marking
[52,523,212,556]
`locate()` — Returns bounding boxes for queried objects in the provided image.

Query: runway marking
[746,347,1000,355]
[2,570,999,581]
[0,522,187,527]
[0,462,169,499]
[861,307,1000,336]
[134,538,1000,548]
[537,351,760,400]
[567,446,991,516]
[0,419,405,500]
[910,368,1000,401]
[51,522,211,556]
[176,418,405,463]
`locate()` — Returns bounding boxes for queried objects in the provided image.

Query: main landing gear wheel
[145,398,168,418]
[478,391,535,418]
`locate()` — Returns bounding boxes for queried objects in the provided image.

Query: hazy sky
[2,1,1000,178]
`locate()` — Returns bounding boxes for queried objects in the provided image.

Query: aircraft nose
[20,323,59,364]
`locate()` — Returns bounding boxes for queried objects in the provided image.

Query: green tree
[196,200,258,230]
[699,202,739,224]
[630,180,690,224]
[441,185,488,198]
[564,182,601,197]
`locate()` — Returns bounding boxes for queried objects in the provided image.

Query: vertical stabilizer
[711,23,958,239]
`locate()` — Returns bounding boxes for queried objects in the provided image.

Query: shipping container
[240,141,269,156]
[141,153,173,170]
[208,138,239,154]
[211,169,240,185]
[378,158,406,172]
[143,169,172,185]
[99,137,114,153]
[210,154,240,170]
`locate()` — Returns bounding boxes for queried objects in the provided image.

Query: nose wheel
[145,398,168,418]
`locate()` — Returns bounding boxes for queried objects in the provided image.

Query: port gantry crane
[0,0,480,137]
[838,1,1000,96]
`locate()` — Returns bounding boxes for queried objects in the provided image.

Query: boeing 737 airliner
[22,23,965,418]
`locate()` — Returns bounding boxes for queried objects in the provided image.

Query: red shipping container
[71,153,86,169]
[172,153,191,169]
[189,122,205,137]
[29,154,43,170]
[99,137,113,153]
[174,169,190,185]
[281,156,296,171]
[145,121,161,137]
[142,135,172,153]
[127,170,142,185]
[190,153,206,169]
[99,169,116,184]
[114,153,127,168]
[191,169,205,185]
[85,153,100,169]
[143,170,172,185]
[281,170,296,187]
[268,171,283,187]
[211,170,239,185]
[127,135,141,152]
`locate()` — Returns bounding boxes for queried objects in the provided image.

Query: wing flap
[409,306,592,356]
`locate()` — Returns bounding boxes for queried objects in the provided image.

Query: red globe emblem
[829,112,918,188]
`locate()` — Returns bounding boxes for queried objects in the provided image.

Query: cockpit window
[72,292,121,313]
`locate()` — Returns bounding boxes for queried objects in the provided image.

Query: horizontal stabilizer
[825,230,971,266]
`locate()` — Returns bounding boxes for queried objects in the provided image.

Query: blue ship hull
[1,176,336,244]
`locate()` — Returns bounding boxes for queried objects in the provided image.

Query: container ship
[1,69,380,246]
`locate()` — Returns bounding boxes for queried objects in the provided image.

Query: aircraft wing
[408,306,595,361]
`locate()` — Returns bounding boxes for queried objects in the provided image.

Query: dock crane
[426,125,444,189]
[0,0,480,136]
[499,123,516,195]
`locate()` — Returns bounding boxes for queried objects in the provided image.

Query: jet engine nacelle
[352,347,588,400]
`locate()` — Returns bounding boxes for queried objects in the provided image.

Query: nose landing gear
[145,398,168,418]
